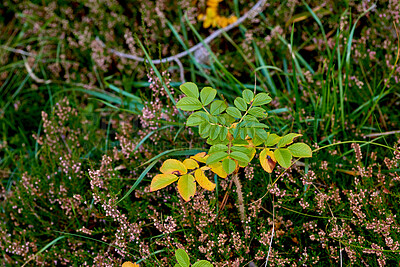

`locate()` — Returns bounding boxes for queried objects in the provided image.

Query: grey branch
[97,0,268,64]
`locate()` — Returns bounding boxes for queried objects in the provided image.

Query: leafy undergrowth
[1,0,400,266]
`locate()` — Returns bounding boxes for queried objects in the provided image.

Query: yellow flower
[197,0,237,29]
[122,262,139,267]
[207,0,222,8]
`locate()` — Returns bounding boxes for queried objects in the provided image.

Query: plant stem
[232,171,246,222]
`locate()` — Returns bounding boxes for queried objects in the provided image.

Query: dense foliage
[1,0,400,266]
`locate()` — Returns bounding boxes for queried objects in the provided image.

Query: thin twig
[265,198,275,266]
[217,177,235,218]
[1,45,37,58]
[173,57,185,83]
[22,55,52,84]
[97,0,268,64]
[364,130,400,138]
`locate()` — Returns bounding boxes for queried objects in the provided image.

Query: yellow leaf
[160,159,187,175]
[190,152,208,163]
[194,169,216,191]
[259,148,277,173]
[200,166,211,171]
[150,173,178,191]
[248,147,256,162]
[122,261,139,267]
[183,158,199,169]
[209,162,227,178]
[177,174,196,201]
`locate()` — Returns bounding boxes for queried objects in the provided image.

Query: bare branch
[98,0,268,64]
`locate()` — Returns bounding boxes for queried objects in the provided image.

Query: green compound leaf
[206,151,229,165]
[234,97,247,111]
[175,249,190,267]
[248,107,266,118]
[226,107,242,118]
[242,89,254,104]
[192,260,213,267]
[278,133,302,148]
[180,82,199,98]
[252,93,272,106]
[210,100,227,115]
[274,148,292,169]
[176,97,203,111]
[200,86,217,106]
[288,142,312,157]
[222,158,236,175]
[265,133,281,146]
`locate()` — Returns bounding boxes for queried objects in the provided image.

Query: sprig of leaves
[174,248,213,267]
[151,82,312,201]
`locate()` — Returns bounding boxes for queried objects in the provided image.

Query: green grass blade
[22,236,66,267]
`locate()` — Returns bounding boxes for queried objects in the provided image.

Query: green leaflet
[234,97,247,111]
[288,142,312,157]
[200,86,217,106]
[274,148,292,169]
[278,133,302,147]
[242,89,254,104]
[186,111,208,126]
[226,106,242,118]
[230,151,249,163]
[252,93,272,106]
[222,158,236,175]
[206,151,229,165]
[248,107,267,118]
[192,260,213,267]
[209,125,222,140]
[175,249,190,267]
[180,82,199,98]
[209,144,228,154]
[265,133,281,146]
[210,100,227,115]
[176,97,203,111]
